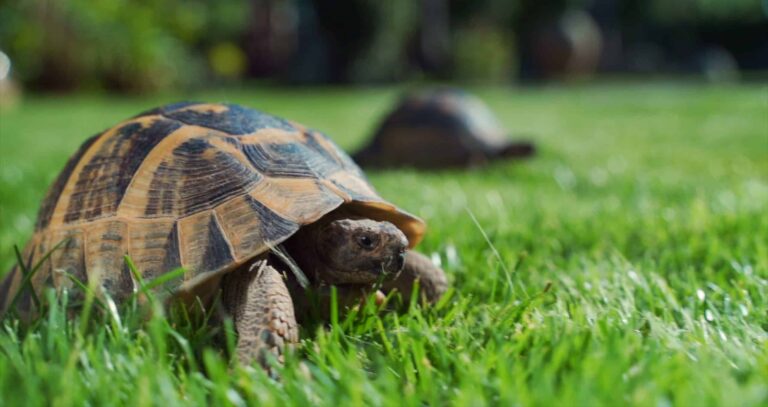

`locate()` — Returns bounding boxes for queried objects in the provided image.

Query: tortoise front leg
[221,260,299,367]
[382,251,447,305]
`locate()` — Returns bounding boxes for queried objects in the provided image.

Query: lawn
[0,83,766,406]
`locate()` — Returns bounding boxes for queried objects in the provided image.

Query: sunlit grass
[0,83,766,406]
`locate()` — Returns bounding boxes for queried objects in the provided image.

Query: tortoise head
[314,218,408,285]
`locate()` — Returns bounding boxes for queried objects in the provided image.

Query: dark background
[0,0,766,94]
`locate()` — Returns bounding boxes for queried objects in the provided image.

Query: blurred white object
[700,47,739,83]
[0,51,10,81]
[0,50,21,109]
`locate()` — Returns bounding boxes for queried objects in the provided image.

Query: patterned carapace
[1,103,424,313]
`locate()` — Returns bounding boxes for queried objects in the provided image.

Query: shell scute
[241,139,338,179]
[162,103,296,135]
[143,136,263,217]
[63,117,182,224]
[47,229,87,290]
[177,211,236,275]
[215,194,297,262]
[127,221,181,282]
[135,101,200,117]
[36,133,100,231]
[83,221,134,299]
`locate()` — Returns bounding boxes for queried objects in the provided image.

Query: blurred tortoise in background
[353,88,536,169]
[0,102,447,367]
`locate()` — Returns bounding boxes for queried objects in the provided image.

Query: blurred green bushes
[0,0,763,92]
[348,0,417,83]
[453,26,516,83]
[0,0,249,92]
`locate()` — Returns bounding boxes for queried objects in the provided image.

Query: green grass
[1,83,766,406]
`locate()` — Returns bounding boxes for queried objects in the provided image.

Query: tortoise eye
[357,234,377,250]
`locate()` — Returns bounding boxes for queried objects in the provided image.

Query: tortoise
[0,102,447,366]
[352,88,536,169]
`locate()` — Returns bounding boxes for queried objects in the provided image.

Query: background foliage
[0,0,249,91]
[1,0,765,91]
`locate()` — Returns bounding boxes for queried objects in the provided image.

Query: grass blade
[59,271,107,313]
[141,267,188,292]
[269,244,310,289]
[4,238,70,318]
[11,245,40,311]
[465,207,517,298]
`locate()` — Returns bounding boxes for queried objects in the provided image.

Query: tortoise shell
[0,102,424,312]
[352,88,535,168]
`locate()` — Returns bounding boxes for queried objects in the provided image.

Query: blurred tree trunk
[413,0,451,76]
[246,0,298,77]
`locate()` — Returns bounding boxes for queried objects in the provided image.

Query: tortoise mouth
[319,253,404,286]
[367,248,407,280]
[381,251,406,277]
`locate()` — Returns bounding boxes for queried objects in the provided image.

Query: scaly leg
[382,251,447,304]
[221,260,298,367]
